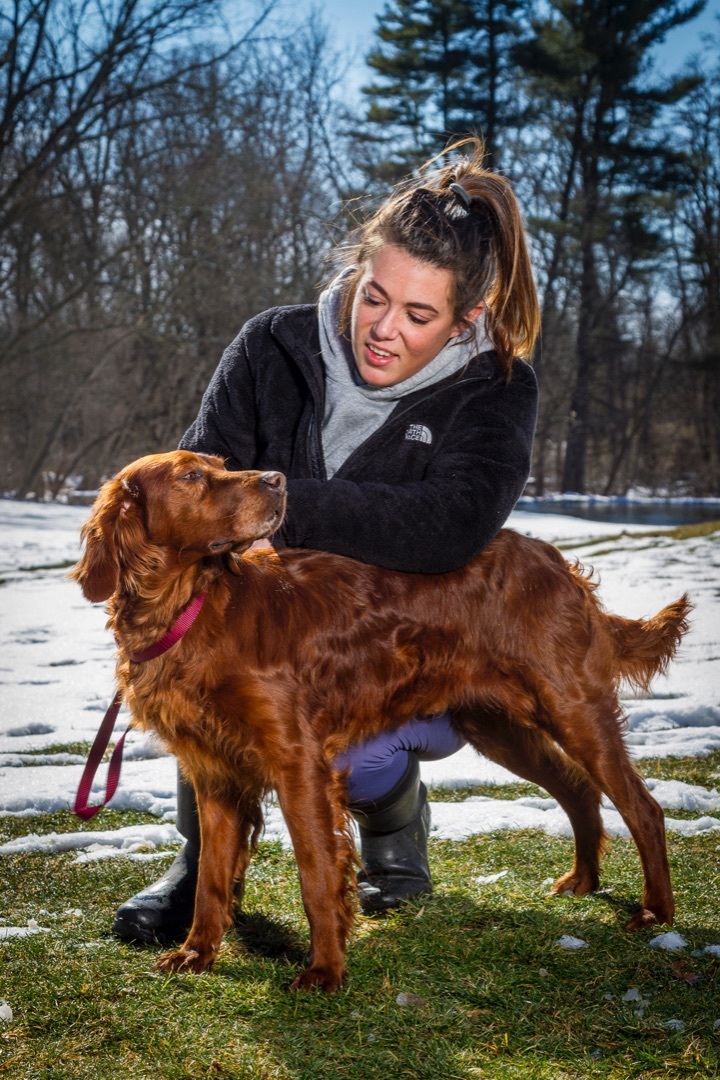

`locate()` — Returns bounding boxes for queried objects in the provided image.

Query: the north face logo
[404,424,433,445]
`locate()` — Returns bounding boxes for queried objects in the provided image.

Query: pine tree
[672,51,720,492]
[361,0,530,175]
[517,0,704,493]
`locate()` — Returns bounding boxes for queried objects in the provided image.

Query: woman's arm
[179,309,538,574]
[279,364,538,574]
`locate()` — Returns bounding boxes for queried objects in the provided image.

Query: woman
[113,138,540,944]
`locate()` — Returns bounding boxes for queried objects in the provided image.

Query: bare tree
[0,8,351,496]
[0,0,273,358]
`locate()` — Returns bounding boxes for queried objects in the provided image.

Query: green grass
[555,520,720,553]
[10,742,115,763]
[10,744,91,760]
[1,759,720,1079]
[426,751,720,804]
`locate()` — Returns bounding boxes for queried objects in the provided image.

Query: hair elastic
[449,182,472,209]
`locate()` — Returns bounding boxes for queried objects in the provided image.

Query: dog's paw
[154,947,214,974]
[625,906,673,931]
[551,869,599,897]
[290,964,345,992]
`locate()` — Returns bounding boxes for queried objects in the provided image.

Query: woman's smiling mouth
[365,342,397,365]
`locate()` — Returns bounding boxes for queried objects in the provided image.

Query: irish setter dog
[71,451,690,990]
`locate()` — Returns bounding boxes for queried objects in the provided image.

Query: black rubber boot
[351,757,433,915]
[112,770,200,945]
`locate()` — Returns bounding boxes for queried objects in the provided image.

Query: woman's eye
[408,312,429,325]
[363,292,382,306]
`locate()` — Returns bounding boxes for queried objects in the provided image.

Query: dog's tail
[606,594,692,693]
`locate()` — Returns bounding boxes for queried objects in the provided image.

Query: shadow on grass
[131,888,718,1080]
[3,825,719,1078]
[232,909,308,965]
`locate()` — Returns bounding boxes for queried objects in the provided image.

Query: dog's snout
[260,471,286,493]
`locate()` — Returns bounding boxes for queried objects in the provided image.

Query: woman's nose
[372,306,398,339]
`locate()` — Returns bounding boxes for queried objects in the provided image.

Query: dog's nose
[260,471,286,493]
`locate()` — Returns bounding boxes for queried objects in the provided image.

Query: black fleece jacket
[179,304,538,574]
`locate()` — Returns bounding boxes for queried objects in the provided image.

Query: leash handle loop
[73,592,206,820]
[73,692,128,821]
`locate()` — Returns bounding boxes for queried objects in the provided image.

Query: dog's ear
[70,477,130,602]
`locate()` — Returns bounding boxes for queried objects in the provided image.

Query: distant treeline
[1,0,718,499]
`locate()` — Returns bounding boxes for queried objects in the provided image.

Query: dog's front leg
[156,793,242,974]
[273,756,356,991]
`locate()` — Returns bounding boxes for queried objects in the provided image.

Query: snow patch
[648,932,688,951]
[556,935,588,950]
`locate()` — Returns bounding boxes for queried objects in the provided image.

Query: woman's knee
[335,713,466,806]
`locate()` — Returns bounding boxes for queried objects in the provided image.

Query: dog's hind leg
[156,793,249,974]
[273,753,356,992]
[541,693,674,929]
[453,706,606,897]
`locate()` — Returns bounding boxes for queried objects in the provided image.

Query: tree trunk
[561,149,601,494]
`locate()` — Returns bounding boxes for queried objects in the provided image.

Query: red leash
[73,593,206,821]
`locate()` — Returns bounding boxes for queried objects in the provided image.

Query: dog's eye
[181,470,204,482]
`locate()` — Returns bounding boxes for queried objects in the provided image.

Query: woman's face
[350,245,479,388]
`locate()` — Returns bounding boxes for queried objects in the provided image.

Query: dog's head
[70,451,287,602]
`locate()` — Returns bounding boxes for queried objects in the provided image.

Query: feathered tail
[606,594,692,693]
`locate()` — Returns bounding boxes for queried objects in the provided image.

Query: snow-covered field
[0,498,719,865]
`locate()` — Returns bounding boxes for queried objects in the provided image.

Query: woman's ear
[450,302,484,339]
[464,301,484,324]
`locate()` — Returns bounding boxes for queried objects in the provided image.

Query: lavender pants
[334,712,466,807]
[177,712,467,844]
